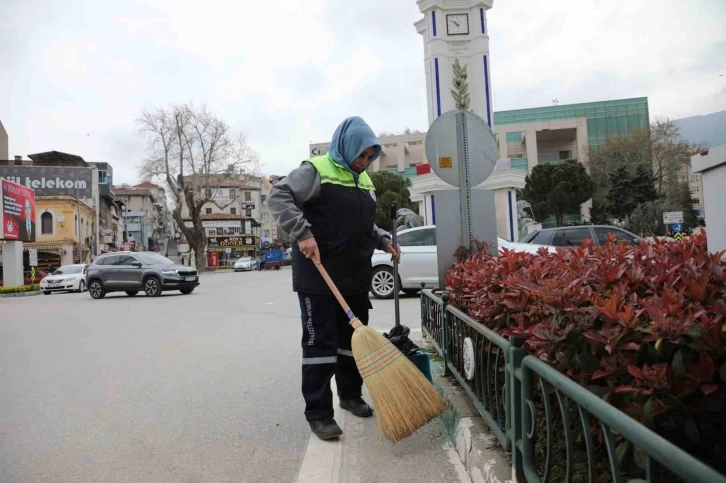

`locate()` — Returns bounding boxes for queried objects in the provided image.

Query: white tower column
[415,0,494,126]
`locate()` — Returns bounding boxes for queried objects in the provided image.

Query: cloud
[0,0,723,185]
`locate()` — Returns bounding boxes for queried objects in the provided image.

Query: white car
[369,225,554,299]
[40,264,89,295]
[234,257,256,272]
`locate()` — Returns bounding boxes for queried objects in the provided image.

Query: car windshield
[134,253,175,266]
[52,265,82,275]
[238,257,251,262]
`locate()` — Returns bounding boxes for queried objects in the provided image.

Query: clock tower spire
[415,0,494,126]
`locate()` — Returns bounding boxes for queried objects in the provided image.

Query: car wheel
[77,280,86,293]
[88,280,106,299]
[371,266,396,299]
[274,265,280,270]
[180,288,194,294]
[143,277,162,297]
[43,291,51,295]
[125,291,139,297]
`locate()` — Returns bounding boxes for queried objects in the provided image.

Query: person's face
[350,147,377,173]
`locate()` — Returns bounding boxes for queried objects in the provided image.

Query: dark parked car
[521,225,644,248]
[86,251,199,299]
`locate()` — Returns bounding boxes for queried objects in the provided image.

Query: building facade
[113,186,159,251]
[0,120,7,160]
[177,173,263,266]
[0,152,107,266]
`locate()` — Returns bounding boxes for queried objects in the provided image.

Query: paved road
[0,268,468,483]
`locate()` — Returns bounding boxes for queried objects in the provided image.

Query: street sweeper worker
[268,116,401,440]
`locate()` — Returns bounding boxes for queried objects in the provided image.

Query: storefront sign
[0,179,37,242]
[0,166,94,198]
[207,235,259,250]
[310,147,329,156]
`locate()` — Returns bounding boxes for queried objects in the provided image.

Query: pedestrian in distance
[268,116,401,440]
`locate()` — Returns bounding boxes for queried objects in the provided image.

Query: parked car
[369,225,554,299]
[234,257,255,272]
[521,225,644,247]
[39,264,89,294]
[0,268,49,286]
[86,251,199,299]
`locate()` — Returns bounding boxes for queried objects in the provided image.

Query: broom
[314,260,447,442]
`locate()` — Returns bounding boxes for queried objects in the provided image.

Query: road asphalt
[0,268,469,483]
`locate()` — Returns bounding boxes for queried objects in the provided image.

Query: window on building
[216,228,225,235]
[207,229,216,237]
[690,186,699,193]
[262,212,269,221]
[244,191,252,202]
[98,170,108,184]
[229,189,236,199]
[506,132,522,143]
[559,150,571,160]
[205,208,212,214]
[206,188,213,198]
[40,212,53,234]
[261,194,267,205]
[246,208,252,217]
[230,207,237,215]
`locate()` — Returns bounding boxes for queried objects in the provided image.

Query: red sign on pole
[0,179,37,242]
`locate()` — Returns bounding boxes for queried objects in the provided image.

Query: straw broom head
[350,318,447,442]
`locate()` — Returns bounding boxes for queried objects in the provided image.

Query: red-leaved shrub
[445,233,726,477]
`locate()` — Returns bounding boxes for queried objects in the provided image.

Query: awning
[0,244,65,252]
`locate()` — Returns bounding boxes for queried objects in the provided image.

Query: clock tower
[415,0,494,126]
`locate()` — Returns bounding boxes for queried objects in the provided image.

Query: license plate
[185,276,196,282]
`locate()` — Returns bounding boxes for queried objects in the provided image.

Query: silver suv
[86,251,199,299]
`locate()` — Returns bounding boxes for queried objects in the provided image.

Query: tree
[630,199,677,237]
[674,181,701,230]
[369,171,416,231]
[606,164,658,223]
[451,58,471,111]
[522,160,594,227]
[588,119,706,207]
[137,103,259,267]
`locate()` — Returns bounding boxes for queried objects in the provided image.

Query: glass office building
[493,97,650,171]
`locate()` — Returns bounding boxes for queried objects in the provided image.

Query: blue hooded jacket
[328,117,382,181]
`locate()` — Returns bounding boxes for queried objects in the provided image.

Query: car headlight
[161,270,177,275]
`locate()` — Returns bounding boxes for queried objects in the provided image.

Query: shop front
[206,235,259,268]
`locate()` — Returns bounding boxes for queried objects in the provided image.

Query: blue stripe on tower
[432,11,437,36]
[508,191,515,241]
[434,58,442,118]
[483,55,491,127]
[480,8,485,33]
[431,195,436,225]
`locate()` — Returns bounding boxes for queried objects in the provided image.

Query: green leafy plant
[0,284,40,294]
[522,160,594,226]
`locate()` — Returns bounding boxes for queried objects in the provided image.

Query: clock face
[446,14,469,35]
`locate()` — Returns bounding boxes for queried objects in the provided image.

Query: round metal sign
[463,337,476,380]
[425,110,498,188]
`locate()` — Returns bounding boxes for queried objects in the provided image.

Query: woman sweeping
[268,117,401,440]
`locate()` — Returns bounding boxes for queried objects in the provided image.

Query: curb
[0,290,42,298]
[426,351,515,483]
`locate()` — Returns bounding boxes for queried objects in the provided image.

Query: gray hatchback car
[86,251,199,299]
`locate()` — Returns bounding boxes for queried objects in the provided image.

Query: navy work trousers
[298,291,370,421]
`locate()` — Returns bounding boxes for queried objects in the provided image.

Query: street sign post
[424,110,499,289]
[672,223,684,233]
[29,248,38,267]
[663,211,684,225]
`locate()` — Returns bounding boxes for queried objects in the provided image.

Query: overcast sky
[1,0,724,184]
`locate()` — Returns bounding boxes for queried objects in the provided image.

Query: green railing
[420,290,726,483]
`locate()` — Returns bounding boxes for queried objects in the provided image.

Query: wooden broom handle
[314,260,357,321]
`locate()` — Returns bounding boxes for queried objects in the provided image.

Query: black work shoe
[340,398,373,418]
[309,418,343,440]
